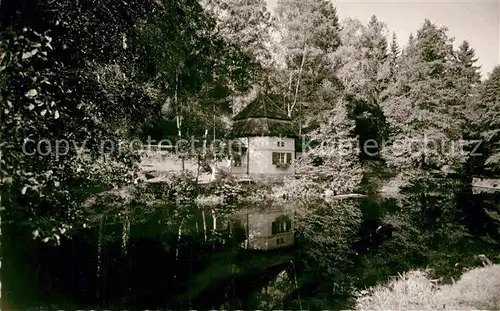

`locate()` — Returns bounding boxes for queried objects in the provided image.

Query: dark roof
[229,92,297,138]
[229,118,298,138]
[233,93,291,121]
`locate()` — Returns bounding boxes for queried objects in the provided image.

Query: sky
[267,0,499,79]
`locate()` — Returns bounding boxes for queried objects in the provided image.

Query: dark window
[272,152,292,165]
[272,219,291,235]
[233,153,242,167]
[272,152,279,165]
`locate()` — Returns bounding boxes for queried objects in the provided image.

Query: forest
[1,0,499,309]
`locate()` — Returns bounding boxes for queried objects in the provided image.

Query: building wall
[216,136,296,177]
[236,210,295,251]
[246,136,295,176]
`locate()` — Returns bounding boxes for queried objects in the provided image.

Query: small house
[228,92,299,177]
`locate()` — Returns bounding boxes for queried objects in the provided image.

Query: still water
[3,188,500,310]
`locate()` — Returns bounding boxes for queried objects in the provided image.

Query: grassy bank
[355,263,500,310]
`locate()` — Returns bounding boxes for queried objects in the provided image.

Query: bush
[270,176,323,200]
[355,264,500,310]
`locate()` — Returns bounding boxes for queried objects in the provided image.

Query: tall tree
[201,0,273,120]
[0,0,164,242]
[452,40,483,178]
[389,32,399,79]
[203,0,273,69]
[136,0,252,138]
[275,0,341,127]
[333,16,390,160]
[299,96,363,195]
[454,40,482,124]
[381,20,465,173]
[456,40,482,86]
[479,66,500,174]
[0,0,246,241]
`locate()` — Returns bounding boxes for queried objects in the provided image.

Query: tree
[479,66,500,174]
[454,40,482,129]
[0,0,166,243]
[203,0,274,70]
[389,32,399,79]
[0,0,246,241]
[299,96,363,195]
[452,40,483,178]
[275,0,341,129]
[201,0,278,124]
[135,0,255,175]
[456,41,482,85]
[381,20,465,173]
[333,16,390,160]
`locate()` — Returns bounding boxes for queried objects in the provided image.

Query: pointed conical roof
[229,93,297,138]
[233,93,291,121]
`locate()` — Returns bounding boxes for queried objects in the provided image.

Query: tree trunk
[287,73,293,112]
[212,209,217,231]
[174,224,182,280]
[197,129,209,184]
[212,209,217,250]
[121,210,130,256]
[202,209,207,241]
[175,70,184,172]
[196,154,201,184]
[289,45,307,117]
[210,163,217,182]
[246,212,249,249]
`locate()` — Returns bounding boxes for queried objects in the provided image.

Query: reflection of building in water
[233,207,295,251]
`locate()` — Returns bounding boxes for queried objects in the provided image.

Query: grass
[355,264,500,310]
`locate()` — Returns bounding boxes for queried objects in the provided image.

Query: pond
[3,184,500,310]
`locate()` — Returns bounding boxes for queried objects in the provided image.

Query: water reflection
[233,205,295,251]
[6,185,498,311]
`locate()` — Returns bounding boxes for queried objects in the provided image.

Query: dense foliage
[1,0,499,310]
[0,0,254,241]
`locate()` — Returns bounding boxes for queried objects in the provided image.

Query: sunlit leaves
[380,20,467,172]
[0,0,161,242]
[274,0,341,118]
[25,89,38,98]
[479,66,500,173]
[300,97,363,195]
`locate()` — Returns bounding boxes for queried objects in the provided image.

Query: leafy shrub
[271,176,323,200]
[208,176,245,204]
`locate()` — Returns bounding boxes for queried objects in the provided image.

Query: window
[272,152,292,165]
[277,140,285,147]
[272,218,292,235]
[279,153,286,163]
[233,153,242,167]
[276,237,285,245]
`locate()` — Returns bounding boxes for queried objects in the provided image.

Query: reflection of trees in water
[7,184,498,310]
[355,174,493,288]
[286,177,500,310]
[289,198,363,309]
[296,198,363,273]
[253,268,295,310]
